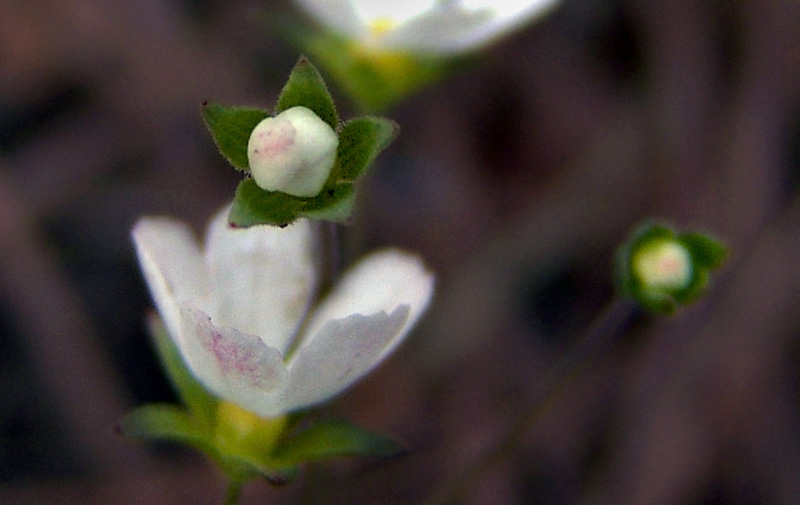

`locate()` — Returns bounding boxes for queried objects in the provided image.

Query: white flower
[132,206,434,418]
[247,106,339,198]
[293,0,560,54]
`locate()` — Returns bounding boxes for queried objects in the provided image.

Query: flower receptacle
[216,402,289,460]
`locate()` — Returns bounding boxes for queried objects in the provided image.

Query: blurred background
[2,0,800,503]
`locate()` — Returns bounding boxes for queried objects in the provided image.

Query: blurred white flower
[133,206,434,418]
[293,0,560,54]
[247,106,339,197]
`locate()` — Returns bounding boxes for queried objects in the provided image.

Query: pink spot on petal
[193,310,282,389]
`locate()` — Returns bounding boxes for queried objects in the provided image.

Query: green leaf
[332,117,398,182]
[229,179,357,227]
[274,418,405,463]
[275,56,339,130]
[202,101,268,170]
[147,314,218,428]
[119,404,213,452]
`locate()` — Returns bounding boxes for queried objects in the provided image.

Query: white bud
[633,240,693,291]
[247,106,339,197]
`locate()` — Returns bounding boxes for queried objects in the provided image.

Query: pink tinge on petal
[188,307,286,392]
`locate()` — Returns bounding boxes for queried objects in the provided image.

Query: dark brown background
[2,0,800,503]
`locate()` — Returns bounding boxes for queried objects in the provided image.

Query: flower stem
[223,480,243,505]
[421,298,640,505]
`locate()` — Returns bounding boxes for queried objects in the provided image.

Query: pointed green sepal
[219,454,299,486]
[333,117,398,181]
[275,56,339,130]
[679,233,728,270]
[202,101,268,171]
[300,185,356,222]
[229,178,356,227]
[616,221,728,315]
[148,314,218,428]
[274,418,405,463]
[119,404,215,453]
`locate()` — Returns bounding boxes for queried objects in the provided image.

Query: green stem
[421,298,640,505]
[223,480,243,505]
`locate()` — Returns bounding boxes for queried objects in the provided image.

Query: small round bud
[247,106,339,197]
[633,240,693,291]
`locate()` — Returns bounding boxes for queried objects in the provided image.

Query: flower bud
[247,106,338,197]
[616,222,727,314]
[632,240,692,291]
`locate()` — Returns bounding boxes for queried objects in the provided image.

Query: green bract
[616,222,728,314]
[119,316,405,486]
[203,56,398,227]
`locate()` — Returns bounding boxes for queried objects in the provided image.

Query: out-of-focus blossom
[293,0,560,54]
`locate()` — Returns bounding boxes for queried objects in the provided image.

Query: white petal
[247,107,339,198]
[348,0,437,25]
[204,207,318,354]
[281,306,410,412]
[132,217,207,341]
[382,0,560,53]
[294,0,367,38]
[180,304,290,418]
[302,248,434,356]
[381,6,494,52]
[280,249,434,411]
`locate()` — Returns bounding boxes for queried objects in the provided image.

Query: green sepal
[218,453,299,486]
[275,56,339,130]
[118,404,215,453]
[633,287,678,315]
[679,233,728,270]
[202,102,268,171]
[273,418,405,463]
[332,117,398,181]
[671,268,709,306]
[229,178,356,227]
[147,314,218,428]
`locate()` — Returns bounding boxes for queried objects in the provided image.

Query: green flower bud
[616,222,728,314]
[247,106,339,197]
